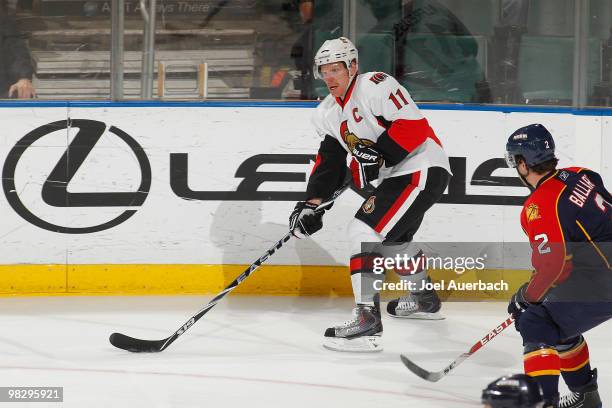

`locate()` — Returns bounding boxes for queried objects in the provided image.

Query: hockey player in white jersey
[289,37,452,352]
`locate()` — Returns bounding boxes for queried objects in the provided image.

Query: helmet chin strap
[341,62,357,99]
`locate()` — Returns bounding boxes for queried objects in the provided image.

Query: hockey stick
[400,315,514,382]
[109,182,351,353]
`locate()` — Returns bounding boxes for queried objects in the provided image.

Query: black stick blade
[400,354,443,382]
[109,332,167,353]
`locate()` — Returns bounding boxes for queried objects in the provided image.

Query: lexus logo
[3,119,527,234]
[2,119,151,234]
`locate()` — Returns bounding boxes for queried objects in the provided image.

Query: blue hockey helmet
[505,124,556,168]
[482,374,544,408]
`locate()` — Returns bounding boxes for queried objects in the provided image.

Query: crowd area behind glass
[0,0,611,107]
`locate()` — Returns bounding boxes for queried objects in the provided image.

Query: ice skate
[323,303,383,352]
[559,369,602,408]
[387,279,444,320]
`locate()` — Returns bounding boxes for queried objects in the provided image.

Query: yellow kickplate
[0,264,530,299]
[0,264,67,295]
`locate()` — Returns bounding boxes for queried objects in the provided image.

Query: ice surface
[0,296,609,407]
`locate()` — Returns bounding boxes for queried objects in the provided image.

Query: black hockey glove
[349,143,383,189]
[507,283,536,332]
[289,201,324,239]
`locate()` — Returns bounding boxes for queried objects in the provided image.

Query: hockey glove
[289,201,324,239]
[349,143,383,189]
[507,283,536,331]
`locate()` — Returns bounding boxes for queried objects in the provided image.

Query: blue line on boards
[0,100,611,116]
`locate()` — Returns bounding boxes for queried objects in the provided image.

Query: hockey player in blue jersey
[505,123,611,407]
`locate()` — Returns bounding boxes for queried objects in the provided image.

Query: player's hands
[507,283,534,331]
[8,78,36,99]
[350,143,383,189]
[289,201,324,238]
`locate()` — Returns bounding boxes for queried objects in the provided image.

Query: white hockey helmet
[313,36,358,80]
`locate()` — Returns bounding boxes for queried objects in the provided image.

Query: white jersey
[312,72,451,179]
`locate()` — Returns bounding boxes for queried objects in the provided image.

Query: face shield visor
[505,151,518,168]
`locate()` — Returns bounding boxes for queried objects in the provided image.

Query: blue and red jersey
[520,168,611,302]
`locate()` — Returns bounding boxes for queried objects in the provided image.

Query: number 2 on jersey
[389,89,409,109]
[534,233,551,254]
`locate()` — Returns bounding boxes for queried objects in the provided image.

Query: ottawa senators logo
[525,203,541,222]
[369,72,388,84]
[362,196,376,214]
[340,120,375,152]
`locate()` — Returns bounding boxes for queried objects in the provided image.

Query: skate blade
[323,335,383,353]
[386,311,445,320]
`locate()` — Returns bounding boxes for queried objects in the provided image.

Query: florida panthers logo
[525,203,541,222]
[340,120,375,152]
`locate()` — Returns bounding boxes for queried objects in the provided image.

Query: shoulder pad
[358,72,401,95]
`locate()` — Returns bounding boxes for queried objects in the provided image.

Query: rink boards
[0,101,609,297]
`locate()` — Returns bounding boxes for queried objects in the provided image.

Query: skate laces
[338,307,369,328]
[559,392,580,407]
[397,294,419,312]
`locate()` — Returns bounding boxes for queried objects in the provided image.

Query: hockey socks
[523,343,560,403]
[558,336,592,390]
[349,252,382,305]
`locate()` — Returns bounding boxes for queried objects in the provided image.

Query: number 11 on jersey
[389,89,409,109]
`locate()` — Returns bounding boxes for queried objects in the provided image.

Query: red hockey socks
[523,344,560,400]
[559,336,592,390]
